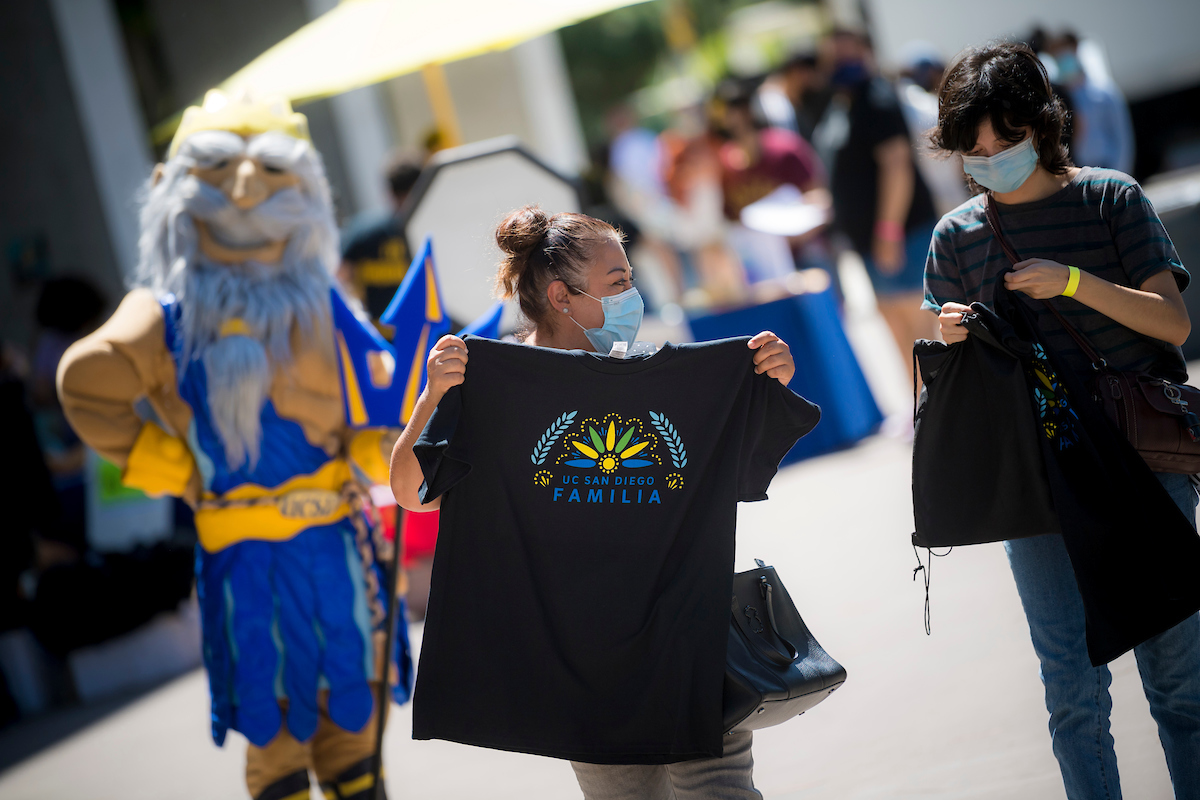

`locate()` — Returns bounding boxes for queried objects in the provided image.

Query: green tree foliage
[560,3,668,149]
[560,0,767,150]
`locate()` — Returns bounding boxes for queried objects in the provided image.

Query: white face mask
[565,286,644,353]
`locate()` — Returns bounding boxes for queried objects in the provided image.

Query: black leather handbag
[722,560,847,734]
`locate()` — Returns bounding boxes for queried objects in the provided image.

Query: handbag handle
[744,575,799,667]
[983,195,1109,370]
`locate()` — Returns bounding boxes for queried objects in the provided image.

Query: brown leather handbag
[985,196,1200,474]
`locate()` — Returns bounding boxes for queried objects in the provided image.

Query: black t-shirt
[822,77,937,254]
[411,336,820,764]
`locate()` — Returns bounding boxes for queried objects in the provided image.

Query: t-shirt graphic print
[411,336,820,764]
[534,409,684,503]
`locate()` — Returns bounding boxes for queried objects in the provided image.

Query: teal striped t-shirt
[923,167,1189,381]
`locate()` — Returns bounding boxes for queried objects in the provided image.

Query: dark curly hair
[932,41,1072,189]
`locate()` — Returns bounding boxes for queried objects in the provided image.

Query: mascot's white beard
[135,131,339,470]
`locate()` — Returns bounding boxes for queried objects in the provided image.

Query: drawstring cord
[912,544,953,636]
[911,335,957,635]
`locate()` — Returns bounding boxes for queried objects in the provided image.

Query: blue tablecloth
[687,290,882,464]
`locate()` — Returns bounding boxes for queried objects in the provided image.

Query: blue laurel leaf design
[531,411,577,465]
[649,411,687,469]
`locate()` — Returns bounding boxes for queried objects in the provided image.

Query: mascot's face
[187,144,301,265]
[136,92,340,471]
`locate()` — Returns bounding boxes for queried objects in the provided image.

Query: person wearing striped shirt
[923,42,1200,800]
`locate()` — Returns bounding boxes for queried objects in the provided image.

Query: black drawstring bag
[993,285,1200,665]
[912,307,1061,549]
[914,285,1200,665]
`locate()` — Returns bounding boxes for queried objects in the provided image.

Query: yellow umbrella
[154,0,653,147]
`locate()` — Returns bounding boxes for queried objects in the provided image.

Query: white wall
[304,0,394,214]
[384,33,588,178]
[48,0,153,278]
[866,0,1200,100]
[512,34,589,176]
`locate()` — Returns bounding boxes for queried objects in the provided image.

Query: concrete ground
[0,436,1179,799]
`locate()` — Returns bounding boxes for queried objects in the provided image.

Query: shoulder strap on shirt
[983,194,1108,368]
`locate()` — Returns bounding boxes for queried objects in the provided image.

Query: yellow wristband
[1061,265,1081,298]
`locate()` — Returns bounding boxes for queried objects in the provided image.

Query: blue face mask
[961,136,1039,194]
[830,60,869,88]
[568,286,644,354]
[1056,53,1082,83]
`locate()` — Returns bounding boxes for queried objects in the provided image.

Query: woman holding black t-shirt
[923,42,1200,799]
[391,206,795,799]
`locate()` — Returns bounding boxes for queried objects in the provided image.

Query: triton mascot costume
[57,91,413,800]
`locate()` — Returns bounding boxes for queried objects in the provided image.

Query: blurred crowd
[333,25,1136,382]
[590,25,1134,384]
[597,27,953,392]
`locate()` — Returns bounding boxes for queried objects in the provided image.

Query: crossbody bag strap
[983,194,1109,369]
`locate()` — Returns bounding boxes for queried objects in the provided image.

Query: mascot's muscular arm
[57,288,200,502]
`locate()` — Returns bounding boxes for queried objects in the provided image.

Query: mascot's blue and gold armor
[57,91,440,800]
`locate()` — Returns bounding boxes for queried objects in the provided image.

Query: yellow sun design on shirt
[558,413,659,473]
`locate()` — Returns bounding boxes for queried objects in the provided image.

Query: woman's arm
[1004,262,1190,346]
[389,335,468,512]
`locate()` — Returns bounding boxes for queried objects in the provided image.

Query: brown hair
[932,41,1072,189]
[494,205,624,330]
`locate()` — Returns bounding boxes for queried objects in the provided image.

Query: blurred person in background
[3,290,196,710]
[339,149,445,625]
[1026,27,1077,156]
[812,28,939,410]
[0,339,54,723]
[756,65,800,137]
[714,79,834,282]
[661,123,750,306]
[604,104,687,303]
[29,276,107,560]
[0,341,42,619]
[1048,31,1135,174]
[57,90,411,800]
[758,52,827,144]
[896,41,971,216]
[339,151,424,319]
[716,80,827,220]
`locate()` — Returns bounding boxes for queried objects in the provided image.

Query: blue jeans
[861,220,937,296]
[1005,472,1200,800]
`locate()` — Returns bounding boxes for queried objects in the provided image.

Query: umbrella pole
[421,63,463,149]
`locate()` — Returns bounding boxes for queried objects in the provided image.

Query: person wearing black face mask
[812,28,939,424]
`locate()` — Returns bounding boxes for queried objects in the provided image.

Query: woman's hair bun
[495,205,552,257]
[493,204,621,329]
